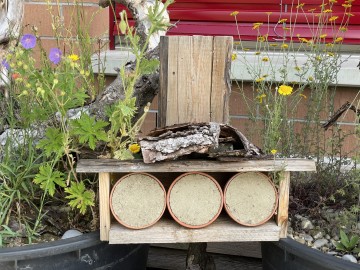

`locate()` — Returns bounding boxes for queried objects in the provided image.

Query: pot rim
[167,171,224,229]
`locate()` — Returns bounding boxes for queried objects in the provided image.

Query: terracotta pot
[110,172,166,229]
[224,172,278,227]
[167,172,223,229]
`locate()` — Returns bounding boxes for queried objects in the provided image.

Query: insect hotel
[76,36,315,247]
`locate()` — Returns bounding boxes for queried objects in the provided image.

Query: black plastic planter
[0,231,149,270]
[262,238,359,270]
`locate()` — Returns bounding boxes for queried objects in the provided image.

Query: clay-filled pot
[110,172,166,229]
[167,172,223,229]
[224,172,278,226]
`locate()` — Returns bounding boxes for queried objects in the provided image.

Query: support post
[99,172,111,241]
[276,171,290,238]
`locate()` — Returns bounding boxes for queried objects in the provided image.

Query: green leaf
[349,235,359,249]
[340,230,350,248]
[37,127,64,157]
[70,113,108,150]
[113,149,134,160]
[335,242,347,252]
[65,181,95,214]
[138,59,159,75]
[33,164,65,196]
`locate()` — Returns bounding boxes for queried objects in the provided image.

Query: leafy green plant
[335,230,360,253]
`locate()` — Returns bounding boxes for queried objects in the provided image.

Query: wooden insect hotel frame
[76,36,316,244]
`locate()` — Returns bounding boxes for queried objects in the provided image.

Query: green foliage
[0,226,20,247]
[71,114,108,150]
[37,127,65,158]
[65,181,95,215]
[33,164,65,197]
[336,230,360,253]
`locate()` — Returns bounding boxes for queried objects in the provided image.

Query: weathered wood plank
[277,171,291,238]
[158,35,170,128]
[109,216,280,244]
[77,159,316,173]
[99,172,111,241]
[147,246,263,270]
[210,36,232,124]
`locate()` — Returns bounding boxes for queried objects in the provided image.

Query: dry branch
[322,101,360,130]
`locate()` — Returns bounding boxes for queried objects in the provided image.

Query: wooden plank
[211,36,232,123]
[276,171,290,238]
[147,246,263,270]
[99,172,111,241]
[158,36,170,128]
[109,216,280,244]
[77,158,316,173]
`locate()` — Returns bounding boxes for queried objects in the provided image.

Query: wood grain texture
[276,171,290,238]
[158,35,170,128]
[99,172,111,241]
[109,216,280,244]
[77,158,316,173]
[210,36,232,124]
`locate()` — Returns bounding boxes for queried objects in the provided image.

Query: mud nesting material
[224,172,278,226]
[110,173,166,229]
[167,172,223,228]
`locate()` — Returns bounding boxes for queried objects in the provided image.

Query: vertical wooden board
[188,36,213,123]
[276,171,290,238]
[211,36,233,124]
[99,172,111,241]
[158,36,169,128]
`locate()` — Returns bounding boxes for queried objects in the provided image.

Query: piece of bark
[140,123,221,163]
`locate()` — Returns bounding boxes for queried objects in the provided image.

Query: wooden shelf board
[108,216,281,244]
[77,158,316,173]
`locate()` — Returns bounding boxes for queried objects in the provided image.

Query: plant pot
[0,231,149,270]
[167,172,223,229]
[262,237,359,270]
[110,172,166,229]
[224,172,278,226]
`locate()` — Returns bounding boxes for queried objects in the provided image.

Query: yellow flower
[278,18,287,23]
[278,85,293,96]
[334,37,343,43]
[299,93,307,99]
[68,54,79,62]
[270,43,278,47]
[257,93,266,103]
[328,52,335,57]
[262,57,269,62]
[281,43,289,49]
[253,22,263,30]
[345,12,354,16]
[53,78,59,85]
[319,34,327,39]
[265,12,273,16]
[294,66,301,71]
[315,56,322,61]
[231,53,237,61]
[339,26,348,32]
[255,77,265,83]
[299,37,309,43]
[257,35,267,42]
[230,11,239,16]
[129,143,141,154]
[329,16,338,21]
[342,4,352,8]
[323,9,332,13]
[308,8,316,12]
[329,0,337,3]
[296,3,305,8]
[255,51,261,55]
[271,149,277,155]
[326,42,334,47]
[308,76,314,81]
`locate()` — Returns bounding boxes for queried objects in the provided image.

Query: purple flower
[1,59,10,70]
[20,34,37,49]
[49,48,62,64]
